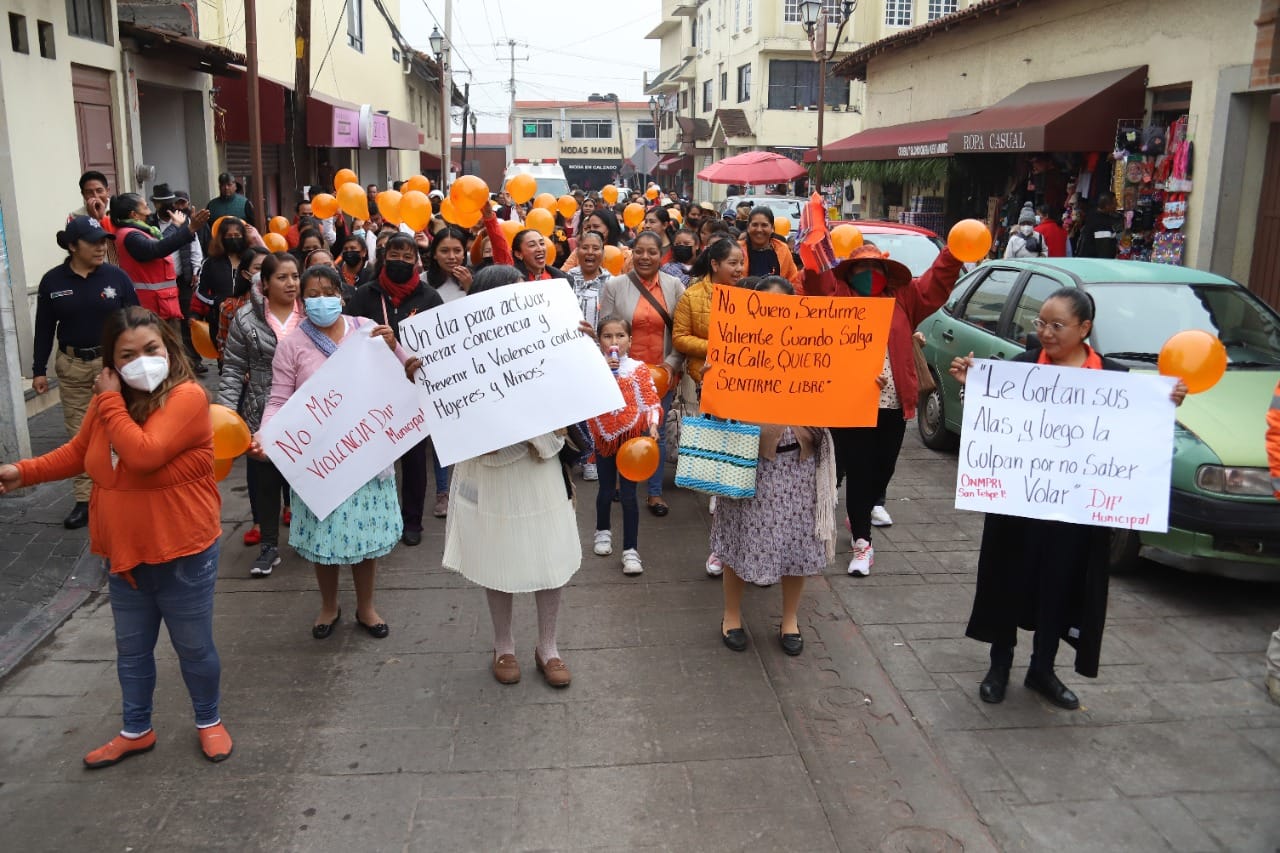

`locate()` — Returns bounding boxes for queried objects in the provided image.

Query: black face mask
[672,244,695,263]
[223,237,246,254]
[384,259,416,284]
[342,250,364,267]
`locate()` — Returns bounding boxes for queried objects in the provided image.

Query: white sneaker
[705,553,723,577]
[848,538,874,576]
[621,548,643,575]
[593,530,613,556]
[871,505,893,527]
[582,462,599,481]
[708,496,717,515]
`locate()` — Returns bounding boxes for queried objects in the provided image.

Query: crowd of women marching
[0,168,1200,769]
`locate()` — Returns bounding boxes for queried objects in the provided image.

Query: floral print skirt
[289,475,402,565]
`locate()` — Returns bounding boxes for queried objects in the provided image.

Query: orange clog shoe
[198,722,233,762]
[83,730,156,769]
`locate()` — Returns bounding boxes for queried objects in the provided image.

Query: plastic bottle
[609,346,620,377]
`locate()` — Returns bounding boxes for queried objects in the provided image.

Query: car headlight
[1194,465,1275,497]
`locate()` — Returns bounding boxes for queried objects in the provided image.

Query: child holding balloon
[588,316,662,576]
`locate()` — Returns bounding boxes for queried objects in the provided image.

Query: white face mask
[1020,224,1035,235]
[118,355,170,392]
[251,271,261,287]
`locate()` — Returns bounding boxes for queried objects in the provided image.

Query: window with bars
[927,0,957,20]
[521,119,553,139]
[737,63,752,103]
[767,60,847,110]
[637,121,657,140]
[885,0,913,27]
[347,0,364,50]
[720,71,728,101]
[702,79,713,113]
[570,120,613,139]
[782,0,844,24]
[65,0,109,43]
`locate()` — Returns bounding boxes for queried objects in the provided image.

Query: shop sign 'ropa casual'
[956,131,1031,152]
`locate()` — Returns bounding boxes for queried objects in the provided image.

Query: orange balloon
[337,182,369,220]
[439,197,459,224]
[211,216,229,238]
[399,191,431,232]
[623,203,645,229]
[506,173,537,204]
[544,240,557,267]
[268,215,290,235]
[1158,330,1227,394]
[671,210,683,225]
[450,175,490,213]
[556,195,578,220]
[501,219,524,246]
[617,436,660,482]
[450,204,483,228]
[645,186,660,201]
[191,320,220,360]
[831,224,864,258]
[947,219,993,263]
[209,404,251,460]
[525,207,555,237]
[601,185,619,205]
[375,190,402,226]
[334,168,358,189]
[213,457,233,482]
[648,363,672,398]
[402,174,432,195]
[310,193,339,219]
[774,216,792,237]
[533,192,556,211]
[602,245,624,275]
[263,232,288,253]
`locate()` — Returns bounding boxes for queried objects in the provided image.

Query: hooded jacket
[216,285,280,433]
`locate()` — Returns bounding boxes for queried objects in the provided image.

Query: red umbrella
[696,151,808,186]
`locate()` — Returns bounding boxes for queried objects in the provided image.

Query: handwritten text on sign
[259,331,430,521]
[955,360,1175,532]
[699,285,893,426]
[396,281,624,466]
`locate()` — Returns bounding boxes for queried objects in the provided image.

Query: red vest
[116,227,182,319]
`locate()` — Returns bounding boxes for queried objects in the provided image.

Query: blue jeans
[432,445,450,493]
[648,388,674,498]
[108,541,222,732]
[595,453,639,550]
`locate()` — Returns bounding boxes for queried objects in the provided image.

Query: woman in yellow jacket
[739,206,803,294]
[672,238,746,384]
[672,236,745,577]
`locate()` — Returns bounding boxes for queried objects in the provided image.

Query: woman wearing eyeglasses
[950,288,1186,711]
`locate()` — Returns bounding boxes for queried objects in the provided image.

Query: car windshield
[731,198,802,221]
[862,233,944,277]
[534,178,570,197]
[1088,282,1280,367]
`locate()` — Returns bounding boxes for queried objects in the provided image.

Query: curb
[0,543,105,679]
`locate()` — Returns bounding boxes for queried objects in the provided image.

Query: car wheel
[1108,529,1141,574]
[917,372,958,451]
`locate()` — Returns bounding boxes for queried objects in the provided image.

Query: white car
[504,159,570,198]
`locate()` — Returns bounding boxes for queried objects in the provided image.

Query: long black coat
[964,348,1127,678]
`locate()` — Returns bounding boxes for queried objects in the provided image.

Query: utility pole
[459,81,471,176]
[612,94,624,186]
[293,0,311,196]
[245,0,266,224]
[443,0,453,187]
[499,40,529,162]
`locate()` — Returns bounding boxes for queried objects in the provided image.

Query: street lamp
[648,95,662,190]
[799,0,855,189]
[429,26,449,192]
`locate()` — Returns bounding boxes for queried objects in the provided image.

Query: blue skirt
[289,475,402,565]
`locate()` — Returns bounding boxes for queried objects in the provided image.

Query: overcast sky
[401,0,662,134]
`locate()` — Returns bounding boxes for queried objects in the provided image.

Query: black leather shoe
[311,609,341,640]
[357,617,390,639]
[779,631,804,656]
[721,623,747,652]
[401,529,422,546]
[979,664,1010,704]
[1024,669,1080,710]
[64,502,89,530]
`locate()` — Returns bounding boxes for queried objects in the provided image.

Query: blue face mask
[304,295,343,327]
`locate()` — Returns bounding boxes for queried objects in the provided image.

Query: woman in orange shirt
[0,306,230,769]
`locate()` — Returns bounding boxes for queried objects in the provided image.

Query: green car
[916,258,1280,580]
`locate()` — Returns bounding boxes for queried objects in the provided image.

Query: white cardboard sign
[396,281,624,466]
[259,331,431,520]
[954,359,1175,532]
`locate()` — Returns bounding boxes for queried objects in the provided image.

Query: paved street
[0,413,1278,852]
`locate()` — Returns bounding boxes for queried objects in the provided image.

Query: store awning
[120,21,245,76]
[419,152,461,173]
[215,73,290,146]
[388,117,421,151]
[656,155,692,173]
[945,66,1147,154]
[809,114,977,163]
[307,92,362,148]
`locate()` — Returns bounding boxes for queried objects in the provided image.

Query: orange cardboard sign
[699,285,893,427]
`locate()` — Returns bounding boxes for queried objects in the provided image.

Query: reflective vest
[116,227,181,319]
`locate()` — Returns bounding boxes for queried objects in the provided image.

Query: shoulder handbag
[628,271,673,330]
[674,414,760,499]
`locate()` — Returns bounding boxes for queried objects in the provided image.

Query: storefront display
[1109,114,1192,265]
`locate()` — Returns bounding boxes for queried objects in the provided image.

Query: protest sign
[954,359,1175,532]
[699,285,894,426]
[259,331,430,521]
[396,281,623,466]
